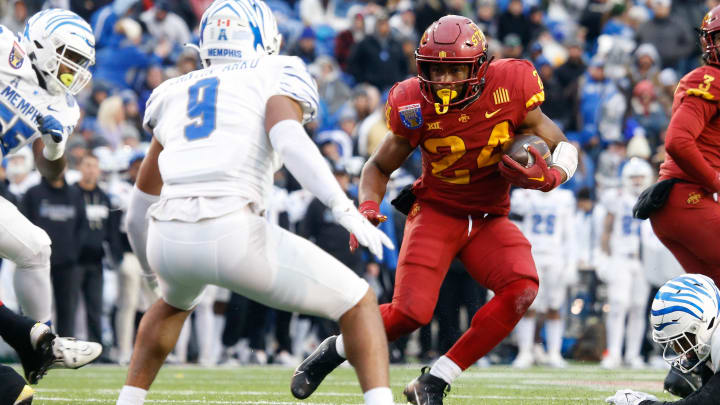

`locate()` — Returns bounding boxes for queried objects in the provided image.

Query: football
[502,134,552,168]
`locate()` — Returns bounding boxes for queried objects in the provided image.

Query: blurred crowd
[0,0,712,367]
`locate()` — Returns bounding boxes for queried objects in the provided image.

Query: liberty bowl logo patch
[9,42,24,69]
[399,103,423,129]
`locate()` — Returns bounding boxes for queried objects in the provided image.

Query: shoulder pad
[683,66,720,101]
[386,78,424,133]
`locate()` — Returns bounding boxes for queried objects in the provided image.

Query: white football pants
[0,197,52,323]
[147,207,368,320]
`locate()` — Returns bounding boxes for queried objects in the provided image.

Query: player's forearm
[269,120,349,208]
[36,154,66,181]
[665,99,720,191]
[358,159,390,204]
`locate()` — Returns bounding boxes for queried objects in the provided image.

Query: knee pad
[380,303,425,341]
[14,243,50,271]
[503,278,539,317]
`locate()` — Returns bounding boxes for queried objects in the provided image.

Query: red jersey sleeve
[682,67,720,102]
[386,79,425,148]
[515,59,545,112]
[665,95,720,191]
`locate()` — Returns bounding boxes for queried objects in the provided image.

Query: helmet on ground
[651,274,720,373]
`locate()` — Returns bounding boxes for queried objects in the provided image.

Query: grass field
[26,364,678,404]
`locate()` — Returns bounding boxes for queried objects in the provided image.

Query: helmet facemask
[416,56,487,114]
[701,30,720,66]
[40,42,93,95]
[655,328,713,373]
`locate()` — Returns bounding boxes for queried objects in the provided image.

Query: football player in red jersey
[635,5,720,288]
[291,15,578,405]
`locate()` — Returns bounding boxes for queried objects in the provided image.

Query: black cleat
[290,335,345,399]
[19,324,55,385]
[0,364,34,405]
[403,366,450,405]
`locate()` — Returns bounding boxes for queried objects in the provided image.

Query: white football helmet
[22,9,95,95]
[196,0,281,66]
[651,274,720,373]
[621,157,653,197]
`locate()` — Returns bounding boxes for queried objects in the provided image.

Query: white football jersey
[600,188,642,258]
[0,26,79,159]
[510,188,576,259]
[144,55,318,215]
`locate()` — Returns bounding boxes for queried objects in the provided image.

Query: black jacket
[75,183,122,265]
[21,178,87,267]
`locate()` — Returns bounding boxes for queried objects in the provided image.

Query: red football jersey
[386,59,545,216]
[660,65,720,184]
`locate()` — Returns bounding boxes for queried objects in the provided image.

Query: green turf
[27,364,677,404]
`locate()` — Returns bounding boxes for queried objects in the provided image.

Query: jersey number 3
[185,77,219,141]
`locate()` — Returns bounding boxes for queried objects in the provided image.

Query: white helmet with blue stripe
[198,0,281,66]
[22,9,95,95]
[651,274,720,372]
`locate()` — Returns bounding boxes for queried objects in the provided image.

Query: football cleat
[403,366,449,405]
[512,351,534,369]
[290,335,345,399]
[22,323,102,384]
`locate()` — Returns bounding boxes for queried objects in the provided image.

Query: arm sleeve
[125,186,160,278]
[268,119,348,209]
[273,57,319,124]
[665,95,720,192]
[641,372,720,405]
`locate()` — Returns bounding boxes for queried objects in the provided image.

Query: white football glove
[606,389,658,405]
[331,198,394,260]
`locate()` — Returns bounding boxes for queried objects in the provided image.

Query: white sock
[116,385,147,405]
[429,355,462,385]
[515,316,535,355]
[363,387,393,405]
[606,305,627,359]
[335,334,346,359]
[545,319,564,356]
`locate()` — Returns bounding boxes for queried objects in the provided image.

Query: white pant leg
[605,257,634,360]
[625,260,649,361]
[195,286,216,365]
[116,252,142,363]
[147,209,369,320]
[0,197,52,323]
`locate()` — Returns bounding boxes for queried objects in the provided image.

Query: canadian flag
[217,19,231,27]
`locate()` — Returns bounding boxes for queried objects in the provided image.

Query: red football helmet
[700,5,720,66]
[415,15,490,113]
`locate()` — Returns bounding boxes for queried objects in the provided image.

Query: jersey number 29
[185,77,219,141]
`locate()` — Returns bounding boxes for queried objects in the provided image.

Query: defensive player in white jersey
[607,274,720,405]
[599,158,654,369]
[0,8,103,404]
[510,187,576,368]
[116,1,395,404]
